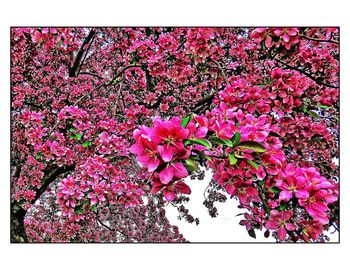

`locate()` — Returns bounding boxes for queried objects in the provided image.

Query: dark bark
[10,164,75,243]
[69,29,95,77]
[10,203,28,243]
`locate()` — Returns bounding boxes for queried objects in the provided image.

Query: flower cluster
[57,155,144,221]
[130,117,197,200]
[251,27,300,50]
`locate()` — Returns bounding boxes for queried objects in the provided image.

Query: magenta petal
[279,190,293,201]
[195,126,208,138]
[273,29,283,36]
[157,145,173,162]
[172,163,188,179]
[225,183,235,195]
[305,205,318,217]
[163,189,175,201]
[311,201,329,212]
[147,158,160,172]
[282,33,290,42]
[129,143,143,155]
[277,227,287,241]
[295,189,309,199]
[265,220,279,230]
[176,127,189,140]
[265,35,272,48]
[286,223,296,231]
[159,166,174,184]
[175,181,191,194]
[151,180,164,194]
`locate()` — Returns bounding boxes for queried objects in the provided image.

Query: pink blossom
[151,178,191,201]
[265,210,296,241]
[276,164,309,201]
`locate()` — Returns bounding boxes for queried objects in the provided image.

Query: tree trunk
[10,164,75,242]
[11,202,28,243]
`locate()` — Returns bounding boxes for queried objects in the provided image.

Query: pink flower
[152,117,189,144]
[299,189,330,224]
[187,121,208,139]
[130,137,162,172]
[276,164,309,201]
[265,210,296,241]
[151,178,191,201]
[299,220,324,241]
[159,162,188,184]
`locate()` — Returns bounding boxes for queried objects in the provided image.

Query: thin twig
[273,57,338,89]
[299,34,339,45]
[208,58,229,84]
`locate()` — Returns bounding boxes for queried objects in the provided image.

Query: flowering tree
[11,27,339,243]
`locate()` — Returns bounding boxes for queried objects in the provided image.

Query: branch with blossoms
[129,83,338,242]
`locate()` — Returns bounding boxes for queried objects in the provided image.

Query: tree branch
[34,164,75,202]
[273,57,339,89]
[69,29,96,77]
[208,58,229,84]
[299,34,339,45]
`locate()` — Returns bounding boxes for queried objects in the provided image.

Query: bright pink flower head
[265,210,296,241]
[130,136,162,172]
[152,117,189,144]
[158,162,188,184]
[151,178,191,201]
[276,164,309,201]
[299,189,330,224]
[299,220,324,241]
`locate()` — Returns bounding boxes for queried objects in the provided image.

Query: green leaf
[69,127,76,132]
[307,110,319,118]
[246,159,259,170]
[237,141,266,153]
[35,153,42,160]
[319,105,331,109]
[188,138,212,149]
[209,136,233,147]
[248,228,256,239]
[234,152,245,159]
[231,132,241,147]
[82,141,93,147]
[90,205,97,212]
[75,133,82,140]
[180,114,193,128]
[75,206,83,215]
[278,204,287,211]
[184,158,199,172]
[192,149,212,161]
[228,153,238,165]
[184,139,191,146]
[269,187,281,194]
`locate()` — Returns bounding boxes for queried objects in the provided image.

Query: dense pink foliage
[11,27,339,242]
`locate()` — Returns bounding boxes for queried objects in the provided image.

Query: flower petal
[151,180,164,194]
[157,145,173,162]
[159,166,174,184]
[265,220,279,230]
[279,190,293,201]
[175,181,191,194]
[277,226,287,241]
[163,189,175,201]
[147,157,160,172]
[295,189,309,199]
[172,162,188,179]
[195,126,208,138]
